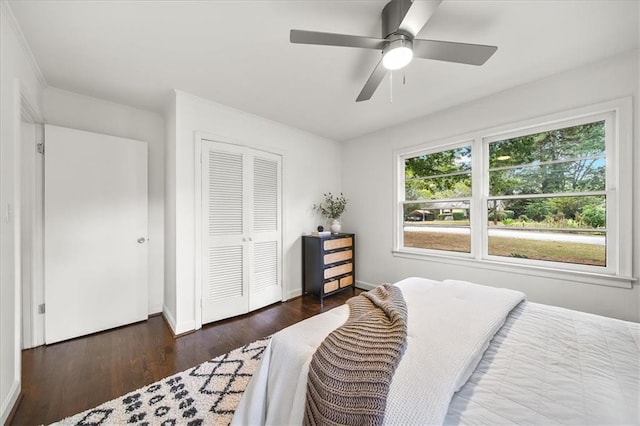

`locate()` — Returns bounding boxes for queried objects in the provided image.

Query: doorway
[20,97,44,349]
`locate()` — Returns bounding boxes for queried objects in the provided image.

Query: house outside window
[394,98,633,287]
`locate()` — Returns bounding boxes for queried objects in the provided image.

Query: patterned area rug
[54,337,270,426]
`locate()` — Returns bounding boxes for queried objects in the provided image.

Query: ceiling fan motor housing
[382,0,414,38]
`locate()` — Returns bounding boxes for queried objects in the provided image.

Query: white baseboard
[161,306,195,336]
[355,280,377,291]
[1,379,20,425]
[148,305,163,316]
[285,288,302,301]
[286,280,381,300]
[286,282,374,300]
[161,304,177,334]
[175,320,195,335]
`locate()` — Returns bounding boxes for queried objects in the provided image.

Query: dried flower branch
[313,192,348,220]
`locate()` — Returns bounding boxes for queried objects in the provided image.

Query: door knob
[137,237,146,244]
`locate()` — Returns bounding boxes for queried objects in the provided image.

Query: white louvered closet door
[201,141,282,324]
[249,152,282,311]
[202,142,249,324]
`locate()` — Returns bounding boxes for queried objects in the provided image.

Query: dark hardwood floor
[11,289,361,425]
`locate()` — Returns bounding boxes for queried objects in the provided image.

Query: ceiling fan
[290,0,497,102]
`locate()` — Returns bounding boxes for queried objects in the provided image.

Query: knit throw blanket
[304,284,408,426]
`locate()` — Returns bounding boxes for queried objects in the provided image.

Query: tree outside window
[401,121,607,267]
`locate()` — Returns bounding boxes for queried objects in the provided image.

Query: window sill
[391,249,636,289]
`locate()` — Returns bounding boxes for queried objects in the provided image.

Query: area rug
[54,337,270,426]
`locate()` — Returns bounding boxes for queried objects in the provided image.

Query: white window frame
[392,97,634,289]
[399,141,475,258]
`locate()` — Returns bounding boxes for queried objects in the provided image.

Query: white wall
[343,50,640,322]
[0,1,45,423]
[163,90,342,334]
[42,87,165,316]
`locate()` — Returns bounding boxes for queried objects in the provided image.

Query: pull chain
[389,71,407,103]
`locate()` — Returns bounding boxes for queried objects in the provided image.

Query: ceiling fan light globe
[382,38,413,70]
[383,46,413,70]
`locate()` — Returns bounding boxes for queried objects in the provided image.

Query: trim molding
[175,320,196,335]
[391,250,635,289]
[161,305,177,335]
[20,93,43,124]
[285,288,302,301]
[0,380,20,425]
[160,311,196,339]
[355,280,377,291]
[1,1,47,86]
[148,305,163,316]
[161,307,195,336]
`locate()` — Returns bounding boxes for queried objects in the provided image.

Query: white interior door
[249,153,282,311]
[44,125,148,344]
[201,141,282,324]
[202,142,249,323]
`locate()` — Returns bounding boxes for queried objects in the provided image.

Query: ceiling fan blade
[290,29,386,50]
[413,39,497,65]
[397,0,443,37]
[356,59,388,102]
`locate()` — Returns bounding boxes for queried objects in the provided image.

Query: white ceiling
[8,0,639,141]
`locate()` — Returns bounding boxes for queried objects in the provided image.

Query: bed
[232,277,640,425]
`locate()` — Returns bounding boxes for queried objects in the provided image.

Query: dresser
[302,233,355,304]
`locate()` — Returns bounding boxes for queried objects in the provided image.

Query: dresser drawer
[324,237,353,251]
[324,249,352,265]
[339,274,353,288]
[324,262,353,279]
[324,280,339,293]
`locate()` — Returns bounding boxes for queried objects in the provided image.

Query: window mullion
[472,136,485,260]
[489,153,606,172]
[488,190,607,200]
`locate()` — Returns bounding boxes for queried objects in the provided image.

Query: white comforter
[445,301,640,425]
[232,277,525,425]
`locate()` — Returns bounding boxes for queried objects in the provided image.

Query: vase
[330,219,341,233]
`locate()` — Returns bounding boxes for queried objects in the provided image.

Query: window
[394,98,633,286]
[403,145,472,253]
[486,121,606,267]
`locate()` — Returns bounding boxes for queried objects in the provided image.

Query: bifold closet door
[201,142,249,323]
[201,141,282,325]
[248,152,282,311]
[44,124,148,344]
